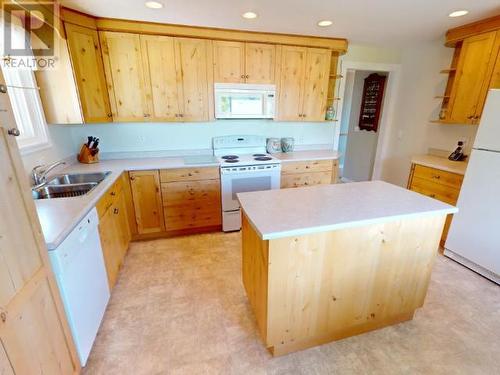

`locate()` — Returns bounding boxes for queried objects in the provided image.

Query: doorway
[338,69,388,181]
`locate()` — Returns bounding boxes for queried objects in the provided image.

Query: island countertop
[238,180,457,240]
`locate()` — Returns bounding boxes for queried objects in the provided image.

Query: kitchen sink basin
[46,171,111,185]
[32,183,98,200]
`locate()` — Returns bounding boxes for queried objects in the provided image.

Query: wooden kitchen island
[238,181,457,356]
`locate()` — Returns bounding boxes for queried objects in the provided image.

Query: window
[1,19,51,154]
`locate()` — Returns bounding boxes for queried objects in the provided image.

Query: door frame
[335,61,401,180]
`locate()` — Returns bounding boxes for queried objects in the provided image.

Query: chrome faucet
[32,161,66,186]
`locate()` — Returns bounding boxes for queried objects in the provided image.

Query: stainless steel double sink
[32,172,111,200]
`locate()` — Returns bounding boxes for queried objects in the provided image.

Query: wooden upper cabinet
[448,31,497,124]
[301,48,331,121]
[277,46,330,121]
[140,35,181,121]
[277,46,307,121]
[129,170,165,234]
[213,41,276,84]
[100,31,149,122]
[64,23,112,122]
[174,38,211,121]
[213,41,245,83]
[245,43,276,84]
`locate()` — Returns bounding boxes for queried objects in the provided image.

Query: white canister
[266,138,281,154]
[281,137,295,153]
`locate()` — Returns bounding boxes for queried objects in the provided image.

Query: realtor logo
[1,1,59,69]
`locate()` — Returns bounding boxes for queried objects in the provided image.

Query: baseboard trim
[444,248,500,285]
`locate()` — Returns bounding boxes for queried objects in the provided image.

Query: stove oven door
[220,166,280,212]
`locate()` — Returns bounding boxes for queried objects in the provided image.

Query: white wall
[379,41,478,186]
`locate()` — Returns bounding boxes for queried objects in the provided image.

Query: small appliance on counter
[78,136,100,164]
[281,137,295,153]
[448,141,467,161]
[266,138,281,153]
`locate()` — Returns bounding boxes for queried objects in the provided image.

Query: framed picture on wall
[358,73,387,132]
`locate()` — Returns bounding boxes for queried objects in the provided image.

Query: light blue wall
[60,120,337,153]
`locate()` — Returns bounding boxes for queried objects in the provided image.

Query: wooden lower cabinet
[160,167,222,232]
[408,164,464,246]
[281,159,339,188]
[96,174,132,289]
[129,170,165,234]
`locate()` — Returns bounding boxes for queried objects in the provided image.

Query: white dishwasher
[49,208,110,366]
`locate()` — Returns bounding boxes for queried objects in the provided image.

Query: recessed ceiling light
[317,20,333,27]
[145,1,163,9]
[449,10,469,18]
[242,12,258,19]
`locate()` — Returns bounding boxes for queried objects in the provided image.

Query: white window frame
[1,17,51,155]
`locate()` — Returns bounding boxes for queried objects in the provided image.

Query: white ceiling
[61,0,500,45]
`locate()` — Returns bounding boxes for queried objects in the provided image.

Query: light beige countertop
[238,180,457,240]
[273,150,340,163]
[36,149,342,250]
[36,156,218,250]
[411,154,468,175]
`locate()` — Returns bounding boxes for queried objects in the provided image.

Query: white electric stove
[213,135,281,231]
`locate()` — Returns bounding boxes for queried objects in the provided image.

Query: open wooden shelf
[329,74,343,78]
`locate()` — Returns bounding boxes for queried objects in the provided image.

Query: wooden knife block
[78,144,99,164]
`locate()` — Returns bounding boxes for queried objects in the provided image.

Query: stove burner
[221,155,239,160]
[254,156,272,161]
[224,159,239,163]
[253,153,267,157]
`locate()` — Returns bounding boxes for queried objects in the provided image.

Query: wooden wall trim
[446,14,500,47]
[61,7,348,52]
[61,7,98,30]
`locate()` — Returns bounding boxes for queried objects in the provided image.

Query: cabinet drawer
[96,175,124,218]
[161,180,220,207]
[410,177,459,205]
[281,160,333,175]
[412,165,463,189]
[281,171,332,189]
[160,167,220,182]
[164,206,221,231]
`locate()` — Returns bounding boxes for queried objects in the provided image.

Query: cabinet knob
[114,208,119,214]
[431,175,441,179]
[130,176,135,181]
[179,114,184,118]
[7,128,20,136]
[107,113,112,118]
[303,114,307,118]
[0,311,6,323]
[240,75,245,79]
[245,75,249,79]
[110,191,116,196]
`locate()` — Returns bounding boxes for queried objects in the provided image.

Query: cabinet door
[129,170,165,234]
[65,23,112,123]
[115,193,131,257]
[213,41,245,83]
[140,35,181,121]
[0,342,13,375]
[449,31,497,124]
[99,206,121,289]
[175,38,211,121]
[100,31,149,122]
[0,94,78,373]
[277,46,307,121]
[302,48,331,121]
[245,43,276,84]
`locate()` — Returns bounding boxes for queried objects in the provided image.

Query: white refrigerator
[445,89,500,284]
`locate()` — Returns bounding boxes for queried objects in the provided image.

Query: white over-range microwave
[214,83,276,119]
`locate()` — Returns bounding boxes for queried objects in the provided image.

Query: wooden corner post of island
[239,181,457,356]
